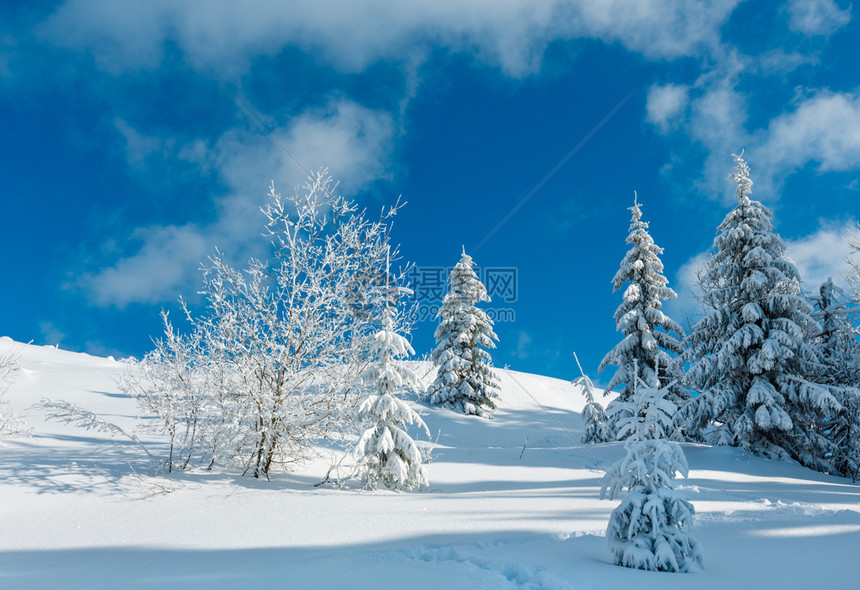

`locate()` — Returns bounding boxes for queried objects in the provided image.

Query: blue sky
[1,0,858,382]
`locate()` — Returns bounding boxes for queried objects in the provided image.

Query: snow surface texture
[2,336,860,589]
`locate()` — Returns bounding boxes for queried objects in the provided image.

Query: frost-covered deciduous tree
[124,312,212,472]
[0,348,23,437]
[428,250,500,417]
[122,171,407,478]
[354,279,430,491]
[682,153,845,470]
[599,195,688,440]
[602,378,703,573]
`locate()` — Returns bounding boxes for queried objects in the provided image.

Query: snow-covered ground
[1,336,859,589]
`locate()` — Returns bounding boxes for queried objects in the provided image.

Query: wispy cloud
[687,81,751,202]
[785,219,856,291]
[757,49,818,74]
[84,99,395,307]
[786,0,852,36]
[39,0,740,77]
[84,224,210,307]
[650,75,860,203]
[114,118,168,168]
[754,90,860,186]
[666,251,709,327]
[513,330,532,360]
[646,83,689,134]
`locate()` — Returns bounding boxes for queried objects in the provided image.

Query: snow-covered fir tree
[811,278,860,389]
[808,278,860,478]
[598,194,688,440]
[682,152,846,471]
[428,249,500,417]
[354,279,430,491]
[602,375,703,573]
[573,352,611,444]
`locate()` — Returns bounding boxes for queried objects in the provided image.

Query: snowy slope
[1,337,859,589]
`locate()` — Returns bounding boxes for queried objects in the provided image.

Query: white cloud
[646,48,752,202]
[757,49,818,74]
[646,83,689,133]
[785,220,856,291]
[755,91,860,182]
[40,0,741,77]
[661,82,860,202]
[568,0,740,60]
[666,251,710,325]
[688,82,751,202]
[208,100,395,204]
[85,99,395,307]
[85,225,209,307]
[786,0,852,36]
[644,31,859,203]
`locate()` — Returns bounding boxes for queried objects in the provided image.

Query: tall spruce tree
[682,152,845,468]
[599,194,688,440]
[428,249,500,417]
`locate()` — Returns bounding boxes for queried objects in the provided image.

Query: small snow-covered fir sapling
[573,352,611,444]
[428,249,500,417]
[354,278,430,491]
[598,193,688,441]
[602,374,703,573]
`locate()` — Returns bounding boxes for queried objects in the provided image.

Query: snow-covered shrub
[598,195,687,440]
[428,250,500,417]
[354,284,429,490]
[682,153,849,474]
[602,379,703,573]
[122,171,408,478]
